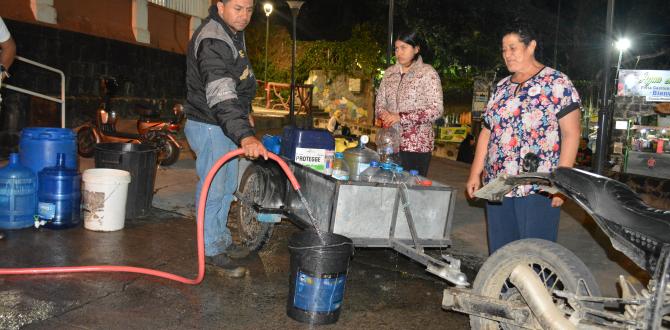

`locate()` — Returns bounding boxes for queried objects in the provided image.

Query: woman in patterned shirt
[465,22,581,254]
[375,31,443,176]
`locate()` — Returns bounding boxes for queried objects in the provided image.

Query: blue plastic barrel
[19,127,77,176]
[38,153,81,229]
[0,153,38,229]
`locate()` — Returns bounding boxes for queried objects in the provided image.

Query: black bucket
[287,230,354,325]
[94,143,158,219]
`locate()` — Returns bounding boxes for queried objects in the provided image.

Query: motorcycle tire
[77,126,96,158]
[231,164,275,252]
[158,139,180,166]
[470,238,601,330]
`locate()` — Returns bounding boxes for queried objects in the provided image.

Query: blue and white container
[38,153,81,229]
[20,127,77,176]
[0,153,38,229]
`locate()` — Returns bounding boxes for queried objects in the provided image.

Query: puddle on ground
[0,290,56,330]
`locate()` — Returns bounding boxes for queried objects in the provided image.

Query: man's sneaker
[223,243,250,259]
[205,254,247,278]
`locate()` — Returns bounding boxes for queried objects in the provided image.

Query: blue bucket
[19,127,77,175]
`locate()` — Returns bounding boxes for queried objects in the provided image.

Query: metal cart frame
[235,158,468,286]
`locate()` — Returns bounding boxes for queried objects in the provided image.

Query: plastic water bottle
[370,162,395,183]
[404,169,420,186]
[331,152,350,181]
[323,149,334,175]
[376,125,401,164]
[359,160,380,182]
[392,165,408,183]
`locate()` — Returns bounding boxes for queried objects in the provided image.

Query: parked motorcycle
[75,77,183,166]
[443,167,670,329]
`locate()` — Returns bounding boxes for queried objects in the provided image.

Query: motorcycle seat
[106,131,142,140]
[552,167,670,245]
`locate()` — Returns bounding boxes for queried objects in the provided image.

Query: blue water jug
[0,153,38,229]
[20,127,77,176]
[38,153,81,229]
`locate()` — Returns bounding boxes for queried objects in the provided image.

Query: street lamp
[615,37,631,88]
[263,3,273,86]
[286,0,304,125]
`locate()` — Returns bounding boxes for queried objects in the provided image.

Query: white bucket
[82,169,131,231]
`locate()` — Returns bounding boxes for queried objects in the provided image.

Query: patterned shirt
[482,66,581,197]
[375,56,444,153]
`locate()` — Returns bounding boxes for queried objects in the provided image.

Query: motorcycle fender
[166,134,181,148]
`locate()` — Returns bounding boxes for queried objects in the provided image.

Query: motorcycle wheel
[158,139,180,166]
[77,126,96,158]
[232,164,274,252]
[470,238,601,330]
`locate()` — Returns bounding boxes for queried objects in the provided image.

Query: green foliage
[295,24,384,82]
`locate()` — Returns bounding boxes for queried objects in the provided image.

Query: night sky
[251,0,670,79]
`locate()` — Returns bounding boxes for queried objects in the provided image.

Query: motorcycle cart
[234,158,469,287]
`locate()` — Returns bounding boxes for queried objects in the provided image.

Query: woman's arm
[557,109,580,168]
[466,128,491,198]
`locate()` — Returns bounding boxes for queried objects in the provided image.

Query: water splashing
[296,189,326,243]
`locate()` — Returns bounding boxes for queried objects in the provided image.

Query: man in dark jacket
[184,0,267,275]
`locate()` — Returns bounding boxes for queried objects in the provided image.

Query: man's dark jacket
[185,5,257,144]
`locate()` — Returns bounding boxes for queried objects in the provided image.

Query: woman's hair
[396,30,429,63]
[501,20,538,47]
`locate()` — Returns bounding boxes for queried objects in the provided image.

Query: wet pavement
[0,122,653,329]
[1,209,470,329]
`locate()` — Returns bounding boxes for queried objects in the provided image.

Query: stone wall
[307,70,374,125]
[0,19,185,156]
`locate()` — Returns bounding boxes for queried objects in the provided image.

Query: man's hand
[240,136,268,160]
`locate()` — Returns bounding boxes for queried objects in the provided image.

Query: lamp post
[286,0,304,125]
[263,3,273,86]
[614,37,631,92]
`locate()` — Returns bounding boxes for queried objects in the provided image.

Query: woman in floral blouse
[375,31,443,176]
[466,23,581,254]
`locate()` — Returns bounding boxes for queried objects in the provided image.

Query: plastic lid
[395,166,404,172]
[409,170,419,176]
[369,161,379,167]
[381,163,393,170]
[360,135,369,145]
[335,152,344,159]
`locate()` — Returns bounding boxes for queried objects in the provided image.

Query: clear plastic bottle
[331,152,350,181]
[404,169,420,186]
[376,125,401,164]
[323,149,334,175]
[370,162,395,183]
[392,165,408,183]
[359,160,380,182]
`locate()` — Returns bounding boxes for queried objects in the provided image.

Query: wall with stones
[0,19,185,156]
[307,70,374,125]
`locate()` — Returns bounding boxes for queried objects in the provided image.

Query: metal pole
[289,13,297,125]
[614,50,623,91]
[553,0,561,68]
[593,0,615,174]
[386,0,394,66]
[264,14,269,86]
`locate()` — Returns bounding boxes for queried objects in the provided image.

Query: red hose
[0,150,300,285]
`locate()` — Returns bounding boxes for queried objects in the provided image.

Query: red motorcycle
[76,77,184,166]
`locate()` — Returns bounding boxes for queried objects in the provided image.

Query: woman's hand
[379,111,401,127]
[466,175,481,199]
[551,194,565,207]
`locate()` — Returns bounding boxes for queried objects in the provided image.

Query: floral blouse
[482,66,581,197]
[375,56,444,153]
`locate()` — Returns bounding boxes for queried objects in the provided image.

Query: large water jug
[331,152,350,181]
[0,153,38,229]
[392,165,408,183]
[38,153,82,229]
[359,161,380,182]
[375,125,400,164]
[20,127,77,176]
[343,135,379,181]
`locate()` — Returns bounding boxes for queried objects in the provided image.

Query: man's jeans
[184,120,238,257]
